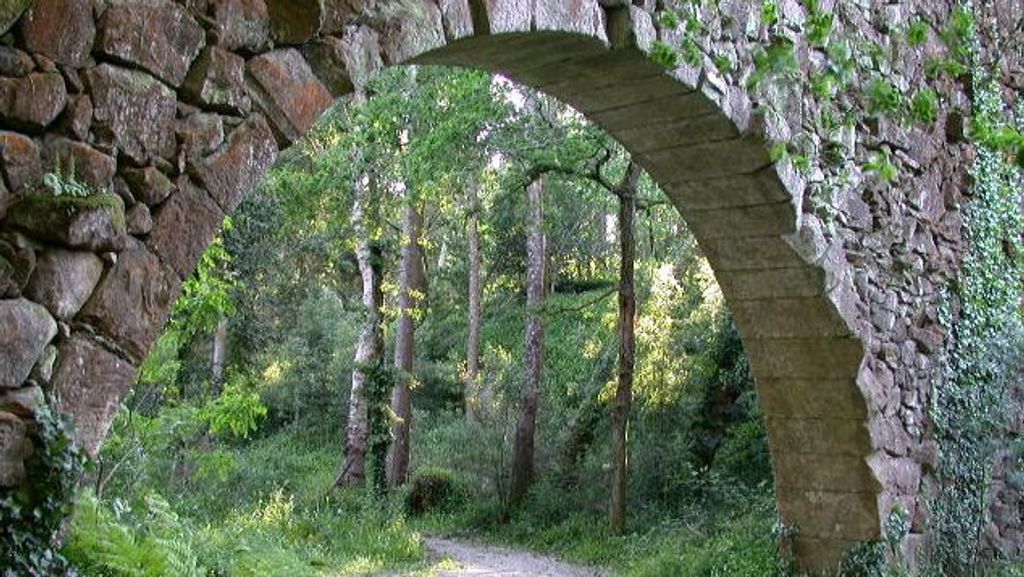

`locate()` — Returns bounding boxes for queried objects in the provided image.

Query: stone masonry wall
[0,0,1018,572]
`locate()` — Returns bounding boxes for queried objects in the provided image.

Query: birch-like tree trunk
[337,176,384,488]
[510,176,546,504]
[211,317,228,396]
[386,199,425,487]
[610,162,642,534]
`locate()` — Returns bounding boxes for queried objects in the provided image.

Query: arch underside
[0,1,915,573]
[417,32,882,569]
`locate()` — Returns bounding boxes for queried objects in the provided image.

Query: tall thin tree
[386,195,425,487]
[336,175,384,488]
[510,176,546,504]
[465,176,483,421]
[610,161,643,534]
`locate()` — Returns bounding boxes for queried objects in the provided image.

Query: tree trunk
[510,177,545,505]
[610,162,642,534]
[211,317,228,396]
[337,176,384,489]
[386,200,425,487]
[465,177,483,421]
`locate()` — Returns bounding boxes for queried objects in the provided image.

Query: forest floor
[388,536,609,577]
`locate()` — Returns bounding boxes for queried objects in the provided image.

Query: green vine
[0,399,86,576]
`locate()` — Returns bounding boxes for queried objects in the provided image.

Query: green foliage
[198,372,268,440]
[0,400,85,577]
[906,19,930,47]
[749,39,799,89]
[867,78,903,117]
[760,1,779,28]
[865,149,899,182]
[42,155,94,198]
[404,467,469,516]
[650,40,681,69]
[910,88,940,124]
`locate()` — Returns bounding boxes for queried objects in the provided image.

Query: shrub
[405,467,468,516]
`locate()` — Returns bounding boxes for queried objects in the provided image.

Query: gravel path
[413,536,608,577]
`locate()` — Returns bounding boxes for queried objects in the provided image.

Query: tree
[386,195,426,487]
[509,176,546,504]
[610,161,643,534]
[336,174,385,488]
[465,175,483,421]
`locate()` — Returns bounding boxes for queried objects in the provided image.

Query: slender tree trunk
[386,200,425,487]
[465,178,483,421]
[211,317,228,396]
[337,176,384,488]
[611,162,642,534]
[510,177,546,505]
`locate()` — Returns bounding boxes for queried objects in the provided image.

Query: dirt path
[405,536,608,577]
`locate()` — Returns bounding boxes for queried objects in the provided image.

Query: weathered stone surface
[6,194,127,252]
[43,138,116,191]
[0,384,44,418]
[302,37,357,96]
[437,0,473,40]
[86,64,177,164]
[148,178,224,279]
[0,72,67,132]
[0,234,35,298]
[97,1,205,87]
[210,0,271,52]
[0,130,42,193]
[337,26,384,91]
[51,335,138,456]
[265,0,322,44]
[176,112,225,166]
[0,410,29,486]
[125,203,153,236]
[78,244,179,363]
[24,249,104,320]
[376,0,445,64]
[246,49,333,144]
[122,166,174,206]
[0,46,35,77]
[62,95,93,141]
[0,298,57,389]
[182,47,250,114]
[474,0,531,33]
[30,345,56,383]
[19,0,95,68]
[191,115,277,212]
[534,0,606,38]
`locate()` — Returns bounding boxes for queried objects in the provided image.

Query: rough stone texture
[0,233,35,298]
[265,0,323,45]
[126,203,153,236]
[24,249,104,320]
[0,299,56,389]
[43,138,116,191]
[86,64,177,165]
[123,166,174,206]
[190,114,277,212]
[210,0,271,52]
[97,1,205,88]
[0,72,67,132]
[148,178,225,279]
[78,244,180,363]
[0,130,42,193]
[245,49,333,144]
[0,47,35,78]
[6,194,127,252]
[0,384,44,418]
[18,0,95,68]
[0,410,29,486]
[51,335,138,456]
[182,47,250,114]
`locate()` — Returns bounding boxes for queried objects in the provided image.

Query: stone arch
[0,0,976,572]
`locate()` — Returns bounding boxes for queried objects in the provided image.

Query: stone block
[731,296,850,340]
[210,0,271,52]
[772,452,881,493]
[265,0,323,44]
[98,1,206,87]
[87,65,177,165]
[51,335,138,456]
[0,72,67,132]
[765,417,872,456]
[777,486,880,540]
[19,0,95,67]
[0,130,42,193]
[78,244,180,363]
[0,298,56,389]
[756,378,869,419]
[148,178,225,279]
[191,114,277,212]
[745,337,865,380]
[246,49,333,144]
[6,194,127,252]
[182,47,250,115]
[0,410,29,486]
[122,166,174,206]
[24,249,105,320]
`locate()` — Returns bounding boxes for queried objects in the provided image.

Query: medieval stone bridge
[0,0,1019,572]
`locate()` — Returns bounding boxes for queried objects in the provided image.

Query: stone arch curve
[0,0,968,572]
